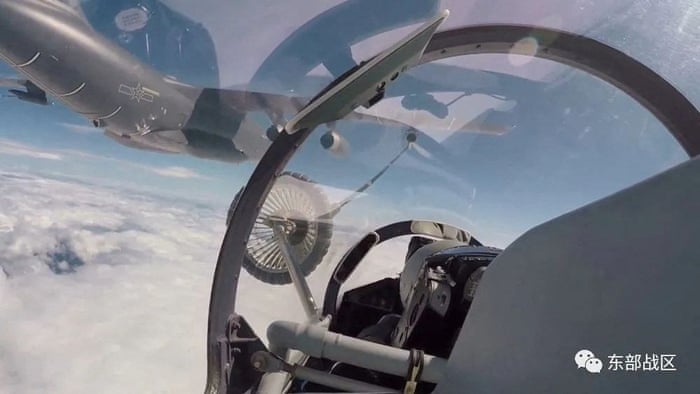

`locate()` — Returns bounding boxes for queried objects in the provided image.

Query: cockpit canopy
[203,1,699,393]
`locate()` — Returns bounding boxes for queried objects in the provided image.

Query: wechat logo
[575,349,603,373]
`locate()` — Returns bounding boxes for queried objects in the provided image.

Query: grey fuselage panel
[0,0,197,135]
[437,156,700,393]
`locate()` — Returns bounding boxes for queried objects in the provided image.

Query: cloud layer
[0,170,412,394]
[148,165,208,179]
[0,171,225,393]
[0,139,63,161]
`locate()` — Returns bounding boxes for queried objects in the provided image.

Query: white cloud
[0,136,211,182]
[51,148,212,181]
[0,170,416,394]
[148,165,207,179]
[0,171,225,393]
[0,139,62,161]
[50,148,208,180]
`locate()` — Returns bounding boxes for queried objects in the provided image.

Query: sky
[0,0,698,393]
[0,87,251,207]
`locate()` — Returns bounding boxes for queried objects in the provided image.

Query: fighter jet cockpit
[0,1,698,393]
[206,2,699,393]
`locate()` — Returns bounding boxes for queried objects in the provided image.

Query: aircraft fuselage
[0,0,194,132]
[0,0,253,162]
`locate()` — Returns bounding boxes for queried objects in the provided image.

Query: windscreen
[234,50,688,339]
[1,1,698,393]
[226,4,699,352]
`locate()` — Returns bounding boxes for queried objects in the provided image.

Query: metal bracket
[252,351,398,393]
[217,314,267,393]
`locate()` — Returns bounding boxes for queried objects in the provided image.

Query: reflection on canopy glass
[0,1,698,393]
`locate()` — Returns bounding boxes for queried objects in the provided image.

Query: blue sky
[0,0,696,247]
[1,50,691,249]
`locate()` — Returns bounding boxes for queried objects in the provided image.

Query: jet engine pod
[9,88,47,105]
[320,130,350,157]
[227,172,333,285]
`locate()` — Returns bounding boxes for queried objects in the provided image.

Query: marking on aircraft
[95,106,123,120]
[57,82,85,97]
[141,86,160,97]
[118,83,160,103]
[134,120,153,136]
[16,52,40,67]
[115,8,149,32]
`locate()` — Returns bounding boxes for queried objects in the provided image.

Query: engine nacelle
[9,88,47,105]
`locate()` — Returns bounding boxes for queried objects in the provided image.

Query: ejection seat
[435,156,700,393]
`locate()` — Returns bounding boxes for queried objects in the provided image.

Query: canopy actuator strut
[266,320,447,383]
[251,350,398,393]
[273,225,322,321]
